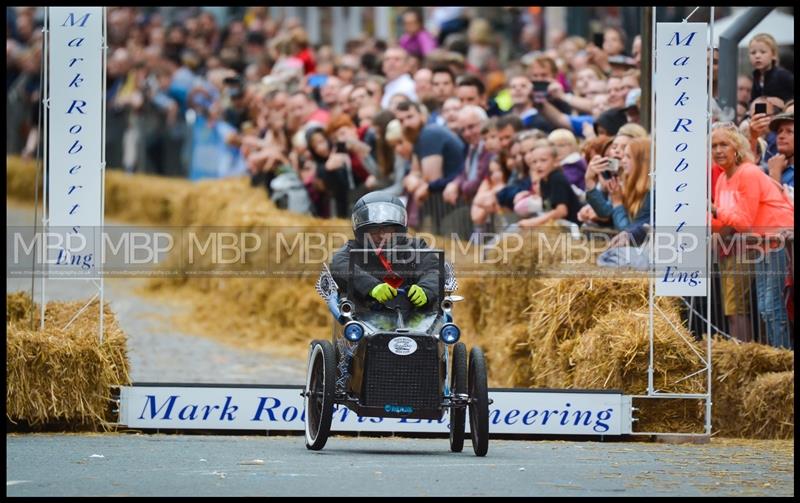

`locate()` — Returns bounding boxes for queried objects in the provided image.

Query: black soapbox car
[302,248,490,456]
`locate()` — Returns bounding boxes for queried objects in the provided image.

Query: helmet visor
[352,201,407,231]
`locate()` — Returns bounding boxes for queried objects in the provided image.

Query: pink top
[712,162,794,236]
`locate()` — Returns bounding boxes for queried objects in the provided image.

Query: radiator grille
[363,334,441,410]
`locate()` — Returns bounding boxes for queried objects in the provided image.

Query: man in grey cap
[767,112,794,187]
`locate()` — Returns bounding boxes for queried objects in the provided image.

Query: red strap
[375,248,404,289]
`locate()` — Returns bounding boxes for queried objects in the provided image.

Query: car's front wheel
[304,339,335,450]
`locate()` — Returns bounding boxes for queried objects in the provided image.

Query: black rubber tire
[304,339,336,451]
[468,346,489,457]
[449,342,467,452]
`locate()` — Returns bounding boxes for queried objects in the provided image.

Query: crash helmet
[351,192,408,239]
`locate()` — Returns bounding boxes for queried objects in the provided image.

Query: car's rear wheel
[304,339,335,450]
[468,346,489,457]
[449,342,467,452]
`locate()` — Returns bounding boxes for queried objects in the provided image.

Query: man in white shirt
[380,46,418,110]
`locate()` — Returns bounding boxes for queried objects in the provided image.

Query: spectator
[517,139,582,227]
[335,54,360,84]
[443,105,491,206]
[399,8,437,60]
[602,26,627,57]
[413,68,434,102]
[315,114,373,218]
[576,135,613,226]
[440,96,463,132]
[743,95,784,167]
[470,118,508,234]
[429,65,456,126]
[605,76,627,110]
[748,33,793,102]
[547,128,587,191]
[566,65,607,115]
[396,100,465,206]
[369,113,406,196]
[455,73,487,109]
[508,74,537,127]
[348,85,371,114]
[631,34,642,68]
[286,90,330,135]
[496,114,524,153]
[304,126,335,217]
[364,75,385,107]
[495,130,544,211]
[737,75,753,107]
[320,75,343,112]
[380,46,418,109]
[467,18,497,73]
[767,113,794,188]
[711,126,794,348]
[290,26,315,75]
[431,65,456,103]
[581,131,634,224]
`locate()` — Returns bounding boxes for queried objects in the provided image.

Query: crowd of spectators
[6,7,794,348]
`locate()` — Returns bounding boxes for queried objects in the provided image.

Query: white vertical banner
[654,23,709,297]
[47,7,104,275]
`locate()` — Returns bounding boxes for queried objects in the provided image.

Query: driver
[331,192,440,309]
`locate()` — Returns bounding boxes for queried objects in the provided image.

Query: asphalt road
[6,433,794,497]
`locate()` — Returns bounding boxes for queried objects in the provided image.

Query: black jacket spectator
[751,64,794,102]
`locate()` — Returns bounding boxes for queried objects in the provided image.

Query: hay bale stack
[710,338,794,437]
[521,278,660,389]
[6,293,131,430]
[740,371,794,439]
[6,290,37,323]
[570,307,706,433]
[6,156,41,203]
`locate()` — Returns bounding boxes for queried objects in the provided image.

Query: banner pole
[99,6,107,344]
[647,6,656,396]
[41,7,50,330]
[705,5,715,437]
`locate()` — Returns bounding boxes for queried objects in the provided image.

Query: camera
[336,141,347,152]
[754,102,767,115]
[593,32,604,48]
[601,158,619,180]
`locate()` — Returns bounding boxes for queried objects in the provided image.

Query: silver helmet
[351,192,408,235]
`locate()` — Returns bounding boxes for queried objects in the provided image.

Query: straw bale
[6,293,131,430]
[739,371,794,439]
[6,156,41,203]
[710,338,794,437]
[6,290,37,323]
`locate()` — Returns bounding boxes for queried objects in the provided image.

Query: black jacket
[330,236,440,307]
[751,64,794,102]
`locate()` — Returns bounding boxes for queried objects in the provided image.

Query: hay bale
[6,156,41,203]
[6,293,131,430]
[740,371,794,439]
[6,290,36,323]
[710,338,793,438]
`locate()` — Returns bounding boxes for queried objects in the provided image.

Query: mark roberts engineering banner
[48,7,103,227]
[119,385,633,435]
[47,7,104,273]
[654,23,709,297]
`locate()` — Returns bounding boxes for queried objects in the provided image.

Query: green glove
[370,283,397,303]
[407,284,428,307]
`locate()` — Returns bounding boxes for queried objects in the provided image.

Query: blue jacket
[585,187,651,245]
